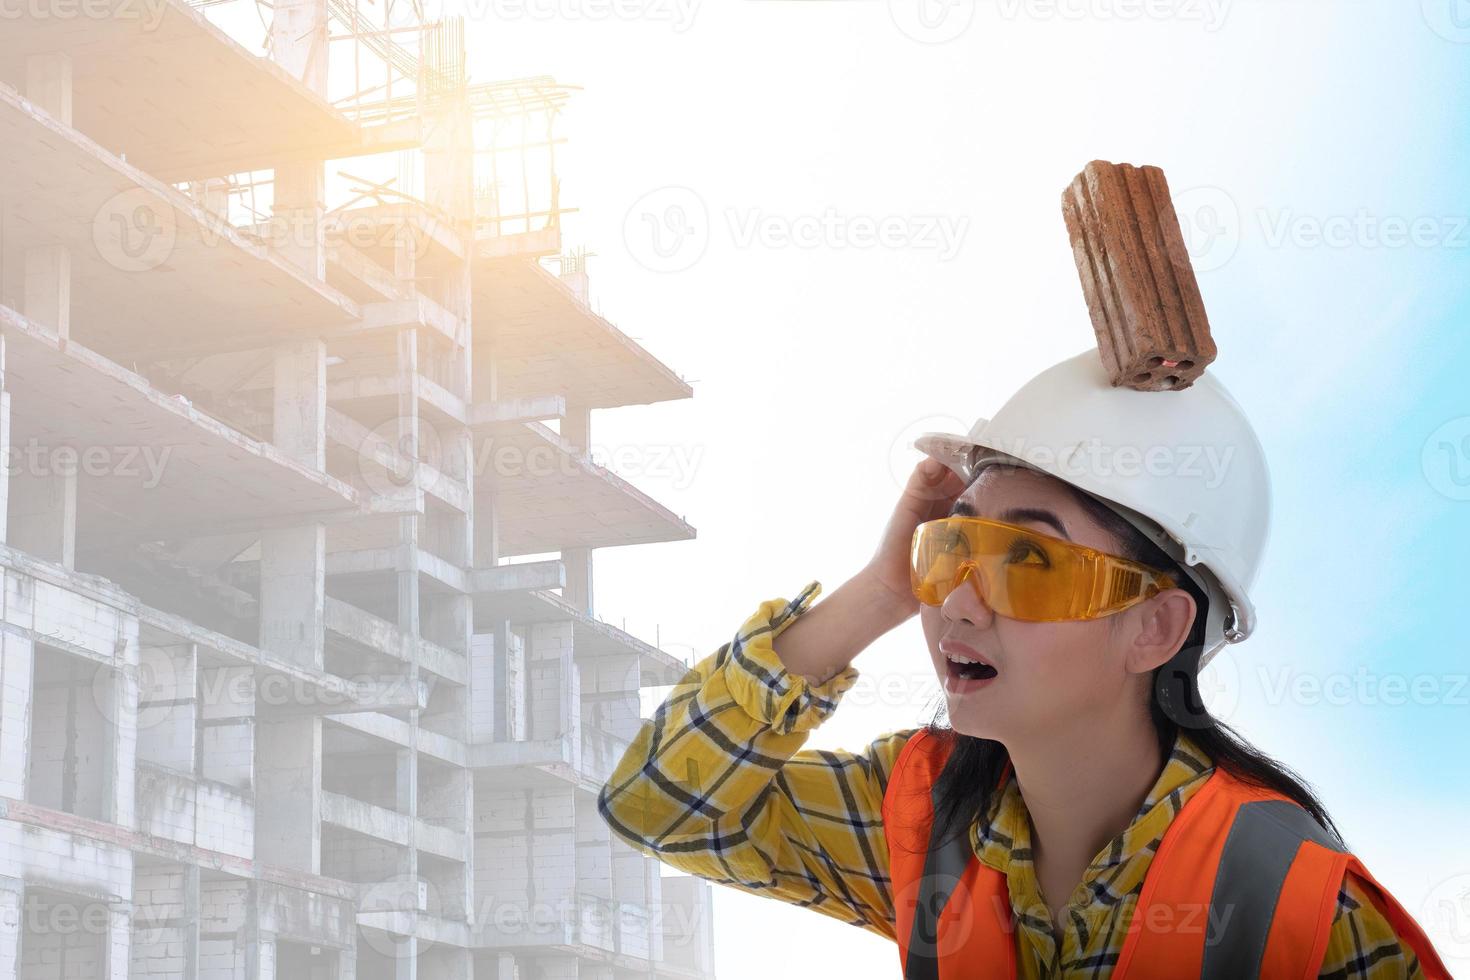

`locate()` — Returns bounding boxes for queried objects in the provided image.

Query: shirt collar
[970,728,1216,875]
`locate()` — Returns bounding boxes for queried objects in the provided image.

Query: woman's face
[919,465,1167,743]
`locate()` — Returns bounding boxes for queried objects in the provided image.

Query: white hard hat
[913,347,1271,672]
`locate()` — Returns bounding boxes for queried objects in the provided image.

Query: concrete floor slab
[472,258,691,410]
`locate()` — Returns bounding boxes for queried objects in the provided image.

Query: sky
[436,2,1470,975]
[219,1,1470,974]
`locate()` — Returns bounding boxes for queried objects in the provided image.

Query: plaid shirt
[599,581,1428,978]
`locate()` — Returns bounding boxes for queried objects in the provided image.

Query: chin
[943,704,1004,741]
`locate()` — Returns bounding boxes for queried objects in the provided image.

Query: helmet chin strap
[1156,642,1213,730]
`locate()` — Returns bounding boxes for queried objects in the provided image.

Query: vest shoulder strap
[1117,766,1451,980]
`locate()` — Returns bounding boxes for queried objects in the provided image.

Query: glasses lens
[911,518,1085,620]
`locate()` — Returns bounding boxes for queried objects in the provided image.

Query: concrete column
[269,0,328,94]
[561,548,593,617]
[469,631,495,744]
[493,621,513,743]
[109,618,141,830]
[0,333,9,544]
[559,406,593,614]
[272,162,326,281]
[255,717,322,872]
[260,338,326,670]
[424,592,471,660]
[423,97,473,223]
[271,337,327,471]
[258,523,325,669]
[393,325,424,978]
[246,929,276,980]
[242,883,273,980]
[7,466,77,568]
[0,632,33,800]
[471,488,500,569]
[24,53,72,126]
[106,901,131,980]
[0,878,21,980]
[181,864,200,980]
[395,328,422,656]
[13,246,77,564]
[267,0,325,278]
[24,244,70,341]
[335,946,355,980]
[257,334,325,872]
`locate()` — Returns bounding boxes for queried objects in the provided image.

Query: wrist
[852,566,918,631]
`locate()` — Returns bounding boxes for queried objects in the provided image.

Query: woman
[598,350,1449,979]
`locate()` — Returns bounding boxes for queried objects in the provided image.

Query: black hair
[923,451,1341,852]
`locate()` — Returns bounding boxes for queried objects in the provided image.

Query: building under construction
[0,1,713,977]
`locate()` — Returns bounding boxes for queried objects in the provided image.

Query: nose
[940,560,996,627]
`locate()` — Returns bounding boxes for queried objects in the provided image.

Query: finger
[907,458,966,513]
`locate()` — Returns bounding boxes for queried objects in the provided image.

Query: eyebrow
[949,500,1072,541]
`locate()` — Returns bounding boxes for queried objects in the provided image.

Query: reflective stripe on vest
[882,730,1452,980]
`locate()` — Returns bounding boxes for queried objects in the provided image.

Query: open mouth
[944,652,998,682]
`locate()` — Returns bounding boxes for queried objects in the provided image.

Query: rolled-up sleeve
[596,579,917,941]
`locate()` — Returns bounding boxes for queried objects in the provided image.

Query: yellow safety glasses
[910,516,1178,622]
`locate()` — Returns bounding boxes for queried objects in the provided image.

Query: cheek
[1001,619,1117,687]
[920,607,944,664]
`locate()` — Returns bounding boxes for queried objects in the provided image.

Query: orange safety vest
[882,729,1451,979]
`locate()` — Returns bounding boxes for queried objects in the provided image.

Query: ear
[1120,589,1197,675]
